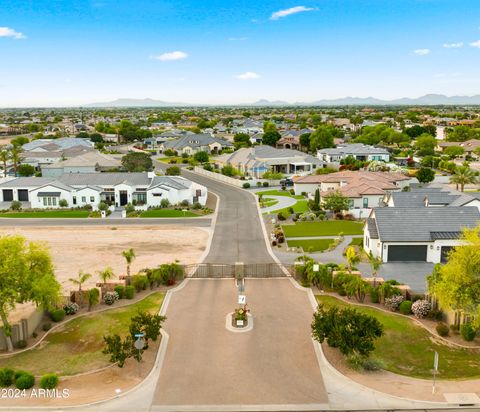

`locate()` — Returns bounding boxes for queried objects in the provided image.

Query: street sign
[238,295,246,304]
[134,333,144,338]
[434,351,439,371]
[313,264,319,272]
[134,337,145,350]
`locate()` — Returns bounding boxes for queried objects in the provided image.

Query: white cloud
[150,51,188,61]
[270,6,316,20]
[470,40,480,48]
[0,27,26,39]
[234,72,261,80]
[443,42,463,48]
[414,48,430,56]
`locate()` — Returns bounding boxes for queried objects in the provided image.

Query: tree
[193,151,209,163]
[444,146,465,159]
[446,125,480,142]
[428,226,480,327]
[322,191,349,214]
[405,125,436,138]
[233,133,251,148]
[449,166,478,192]
[262,170,283,181]
[129,311,166,348]
[414,133,436,156]
[165,166,181,176]
[313,188,320,211]
[0,149,10,177]
[368,251,382,287]
[416,167,435,184]
[10,146,21,176]
[309,125,339,151]
[311,304,383,357]
[0,235,60,351]
[122,248,136,284]
[345,246,360,274]
[102,334,133,367]
[69,271,92,292]
[344,275,370,303]
[10,136,29,147]
[299,133,311,150]
[98,267,115,285]
[262,130,281,146]
[221,164,236,177]
[86,288,100,311]
[121,152,152,172]
[17,164,35,177]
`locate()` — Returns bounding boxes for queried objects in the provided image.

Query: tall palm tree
[69,271,92,292]
[0,148,9,177]
[449,166,478,192]
[97,267,115,285]
[9,146,22,177]
[122,249,136,284]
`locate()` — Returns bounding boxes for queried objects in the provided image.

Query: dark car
[280,178,294,187]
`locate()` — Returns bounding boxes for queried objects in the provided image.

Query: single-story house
[41,151,122,177]
[317,143,390,164]
[22,137,94,153]
[0,172,207,210]
[215,145,323,177]
[436,139,480,157]
[159,134,233,155]
[364,207,480,263]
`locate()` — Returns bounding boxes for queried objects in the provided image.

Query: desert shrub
[436,322,449,337]
[277,212,286,221]
[192,202,202,209]
[50,308,66,322]
[160,198,170,208]
[384,295,404,311]
[411,299,431,318]
[180,199,189,207]
[428,308,443,321]
[63,302,79,315]
[40,373,59,389]
[15,372,35,390]
[460,323,477,342]
[347,354,384,372]
[132,275,149,292]
[271,240,277,246]
[0,368,15,387]
[114,285,125,299]
[10,200,22,211]
[256,181,262,187]
[42,322,52,331]
[399,300,412,315]
[15,340,27,349]
[32,332,37,338]
[125,285,135,299]
[103,291,119,305]
[125,203,135,214]
[242,182,250,189]
[369,287,380,303]
[59,199,68,207]
[262,181,269,187]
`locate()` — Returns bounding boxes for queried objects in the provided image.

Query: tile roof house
[41,151,122,177]
[364,207,480,263]
[159,134,233,155]
[437,139,480,156]
[0,172,207,210]
[317,143,390,164]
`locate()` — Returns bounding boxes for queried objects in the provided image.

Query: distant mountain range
[85,94,480,108]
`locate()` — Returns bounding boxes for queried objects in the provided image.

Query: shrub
[427,308,443,321]
[256,181,262,187]
[125,203,135,214]
[40,373,59,389]
[369,287,380,304]
[460,323,477,342]
[15,372,35,390]
[32,332,37,338]
[271,240,277,246]
[192,202,202,210]
[436,322,449,337]
[277,212,286,221]
[42,322,52,331]
[114,285,125,299]
[399,300,413,315]
[346,354,384,372]
[50,308,66,322]
[180,199,189,207]
[103,291,119,305]
[63,302,79,315]
[242,182,250,189]
[10,200,22,211]
[0,368,15,387]
[125,285,135,299]
[15,340,27,349]
[59,199,68,207]
[166,166,181,176]
[411,299,431,319]
[262,181,269,187]
[450,324,460,335]
[132,275,149,292]
[384,295,404,311]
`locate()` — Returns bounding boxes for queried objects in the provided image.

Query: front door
[119,191,128,206]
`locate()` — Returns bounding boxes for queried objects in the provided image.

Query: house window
[90,196,95,202]
[73,196,77,205]
[43,197,47,206]
[47,197,52,206]
[363,198,369,208]
[347,199,354,209]
[52,197,57,206]
[82,196,86,203]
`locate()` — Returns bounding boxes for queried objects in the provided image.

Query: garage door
[388,245,427,262]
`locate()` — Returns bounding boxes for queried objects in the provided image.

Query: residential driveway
[260,194,297,214]
[151,278,329,409]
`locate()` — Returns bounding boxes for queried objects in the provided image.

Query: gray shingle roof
[372,207,480,242]
[0,177,55,188]
[162,134,232,150]
[367,218,378,239]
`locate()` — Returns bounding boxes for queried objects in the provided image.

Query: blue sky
[1,0,480,106]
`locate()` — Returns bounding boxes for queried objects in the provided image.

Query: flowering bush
[411,299,431,318]
[384,295,404,311]
[63,302,79,315]
[103,291,119,306]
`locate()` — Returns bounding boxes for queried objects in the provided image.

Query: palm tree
[69,271,92,292]
[368,251,382,287]
[9,146,22,177]
[97,266,114,285]
[122,249,136,284]
[86,288,100,311]
[449,166,478,192]
[0,148,9,177]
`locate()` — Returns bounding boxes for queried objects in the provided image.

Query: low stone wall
[0,307,44,350]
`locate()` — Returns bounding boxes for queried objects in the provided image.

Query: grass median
[283,221,363,237]
[287,238,334,252]
[0,210,90,218]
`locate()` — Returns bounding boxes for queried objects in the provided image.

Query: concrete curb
[225,312,253,333]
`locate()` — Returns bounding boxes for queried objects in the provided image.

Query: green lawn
[260,198,279,208]
[0,210,90,218]
[256,190,304,199]
[0,293,165,376]
[140,209,199,218]
[268,200,310,217]
[316,295,480,379]
[348,237,364,247]
[283,221,363,237]
[287,238,334,252]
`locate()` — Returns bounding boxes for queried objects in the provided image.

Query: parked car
[280,178,293,187]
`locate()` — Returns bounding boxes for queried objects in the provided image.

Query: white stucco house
[317,143,390,164]
[0,172,207,210]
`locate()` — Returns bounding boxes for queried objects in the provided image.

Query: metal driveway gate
[185,263,291,278]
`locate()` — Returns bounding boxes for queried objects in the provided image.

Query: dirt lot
[0,225,209,293]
